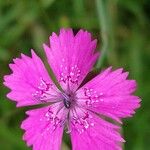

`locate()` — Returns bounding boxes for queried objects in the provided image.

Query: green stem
[95,0,109,68]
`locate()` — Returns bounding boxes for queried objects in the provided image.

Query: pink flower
[4,28,140,150]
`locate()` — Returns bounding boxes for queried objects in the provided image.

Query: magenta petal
[21,106,64,150]
[43,28,100,92]
[70,112,124,150]
[3,28,141,150]
[3,50,58,107]
[76,67,141,122]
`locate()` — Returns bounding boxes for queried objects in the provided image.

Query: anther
[63,99,71,109]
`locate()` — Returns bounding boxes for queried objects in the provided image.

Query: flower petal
[70,111,124,150]
[21,105,65,150]
[4,50,60,107]
[43,28,99,92]
[76,67,141,122]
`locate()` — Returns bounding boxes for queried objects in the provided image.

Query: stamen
[63,99,71,108]
[61,92,74,109]
[59,60,81,85]
[84,88,104,107]
[32,78,60,103]
[45,105,66,131]
[70,108,94,134]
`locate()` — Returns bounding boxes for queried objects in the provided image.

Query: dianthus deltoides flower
[4,28,140,150]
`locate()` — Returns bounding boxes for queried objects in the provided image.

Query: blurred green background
[0,0,149,150]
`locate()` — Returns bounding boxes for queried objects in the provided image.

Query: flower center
[63,97,71,108]
[61,92,75,109]
[33,78,95,134]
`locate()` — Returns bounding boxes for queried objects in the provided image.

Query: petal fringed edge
[43,28,100,92]
[21,106,64,150]
[70,111,124,150]
[3,50,58,107]
[76,67,141,123]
